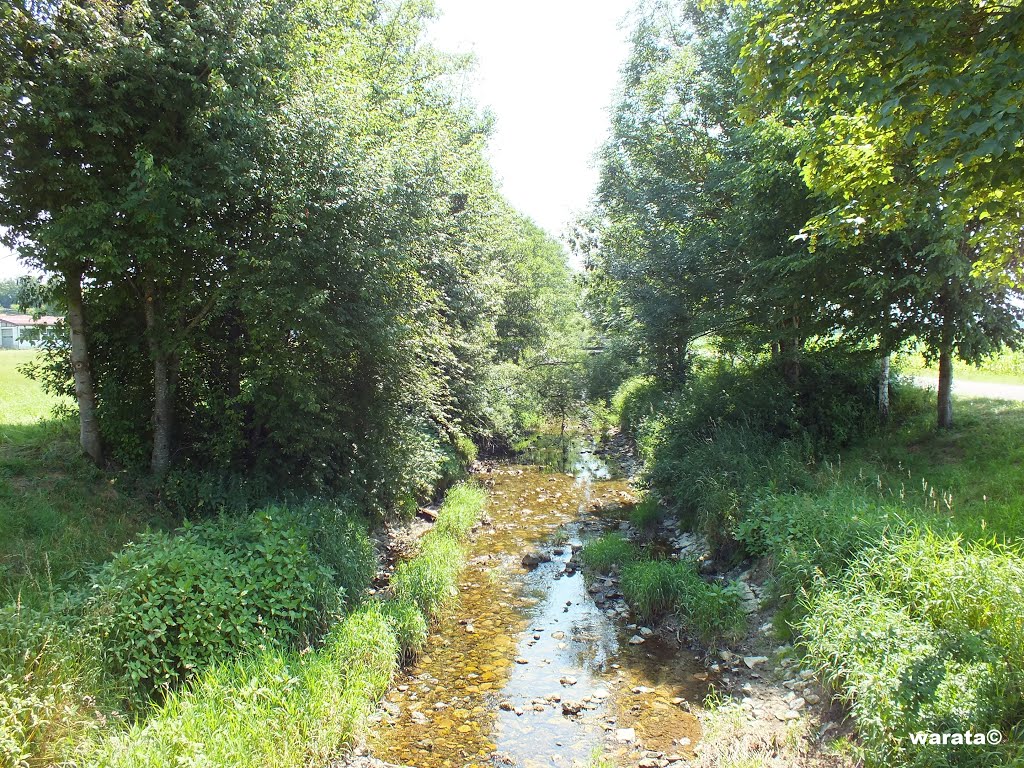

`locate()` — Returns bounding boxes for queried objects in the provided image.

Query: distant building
[0,314,61,349]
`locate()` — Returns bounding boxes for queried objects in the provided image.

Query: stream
[369,446,711,768]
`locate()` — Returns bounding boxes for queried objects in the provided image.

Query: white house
[0,314,61,349]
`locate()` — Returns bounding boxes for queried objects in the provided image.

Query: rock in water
[521,550,552,569]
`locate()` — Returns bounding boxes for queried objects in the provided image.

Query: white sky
[429,0,633,242]
[0,0,633,279]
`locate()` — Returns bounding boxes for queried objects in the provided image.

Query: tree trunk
[144,284,174,475]
[878,353,890,422]
[937,343,954,429]
[64,266,104,466]
[779,338,801,389]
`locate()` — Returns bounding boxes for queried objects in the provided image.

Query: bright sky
[429,0,634,242]
[0,0,633,279]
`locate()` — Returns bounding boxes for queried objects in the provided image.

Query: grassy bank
[610,357,1024,766]
[0,352,153,608]
[0,351,489,767]
[82,482,484,767]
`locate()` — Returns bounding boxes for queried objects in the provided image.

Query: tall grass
[580,533,638,573]
[621,560,746,642]
[391,481,484,620]
[90,603,400,768]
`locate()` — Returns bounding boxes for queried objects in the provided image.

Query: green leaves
[89,510,342,706]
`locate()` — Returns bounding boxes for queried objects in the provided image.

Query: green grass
[579,533,639,573]
[620,559,747,642]
[628,495,662,529]
[895,346,1024,386]
[843,398,1024,541]
[391,481,485,619]
[78,481,486,768]
[0,352,154,607]
[88,603,400,768]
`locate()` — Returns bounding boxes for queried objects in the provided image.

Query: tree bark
[937,342,954,429]
[64,266,104,466]
[144,284,174,475]
[878,353,890,422]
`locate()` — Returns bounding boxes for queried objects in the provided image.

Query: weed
[621,560,746,643]
[629,495,662,529]
[580,533,638,573]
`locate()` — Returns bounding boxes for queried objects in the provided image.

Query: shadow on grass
[0,417,157,607]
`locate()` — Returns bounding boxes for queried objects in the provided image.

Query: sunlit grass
[0,353,153,607]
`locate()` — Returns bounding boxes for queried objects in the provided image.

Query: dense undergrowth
[608,353,1024,767]
[0,451,485,768]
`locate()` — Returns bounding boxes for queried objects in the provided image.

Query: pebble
[743,655,769,669]
[615,727,636,743]
[628,635,646,645]
[514,657,529,664]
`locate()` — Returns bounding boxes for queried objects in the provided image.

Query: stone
[514,657,529,664]
[628,635,646,645]
[804,693,821,705]
[639,626,654,637]
[521,550,552,569]
[559,676,578,686]
[743,656,769,669]
[615,727,637,743]
[632,685,654,694]
[561,700,583,716]
[790,697,806,711]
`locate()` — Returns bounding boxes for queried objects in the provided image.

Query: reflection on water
[513,434,619,480]
[369,446,706,768]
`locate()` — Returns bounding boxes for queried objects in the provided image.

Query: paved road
[913,376,1024,402]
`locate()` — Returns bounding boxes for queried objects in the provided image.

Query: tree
[740,0,1024,281]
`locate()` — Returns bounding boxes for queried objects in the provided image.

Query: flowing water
[370,447,710,768]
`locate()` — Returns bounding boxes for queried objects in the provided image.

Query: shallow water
[370,451,709,767]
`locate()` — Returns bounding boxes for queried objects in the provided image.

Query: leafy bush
[610,375,662,433]
[800,531,1024,766]
[735,486,915,607]
[90,509,340,703]
[580,534,639,573]
[621,560,746,642]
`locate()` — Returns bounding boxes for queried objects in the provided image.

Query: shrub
[611,375,662,434]
[621,560,746,642]
[735,486,915,607]
[90,509,340,704]
[580,534,639,573]
[848,532,1024,668]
